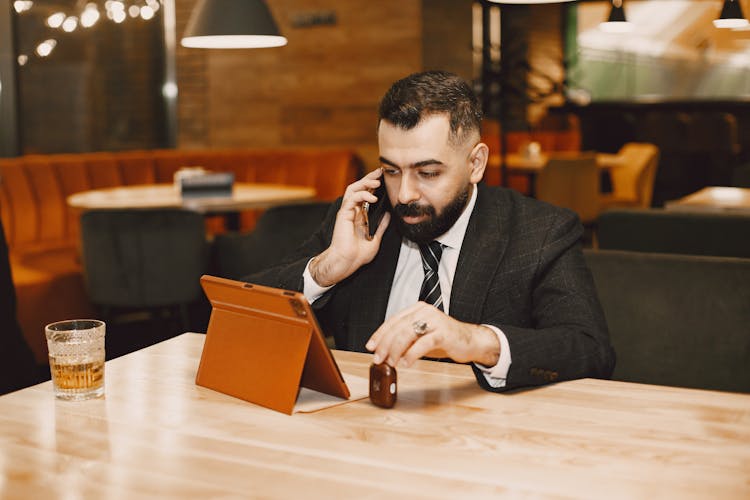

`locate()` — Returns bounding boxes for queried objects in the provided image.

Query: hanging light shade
[713,0,749,29]
[600,0,633,33]
[181,0,287,49]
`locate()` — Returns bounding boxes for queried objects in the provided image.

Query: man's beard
[393,185,470,245]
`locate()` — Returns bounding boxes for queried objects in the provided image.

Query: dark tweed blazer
[248,184,615,392]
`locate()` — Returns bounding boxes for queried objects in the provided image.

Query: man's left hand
[365,302,501,368]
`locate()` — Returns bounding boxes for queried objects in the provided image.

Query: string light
[80,4,101,28]
[46,12,65,28]
[19,1,165,65]
[13,1,33,14]
[61,16,78,32]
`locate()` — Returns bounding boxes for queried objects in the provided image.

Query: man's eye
[419,171,440,178]
[383,168,400,176]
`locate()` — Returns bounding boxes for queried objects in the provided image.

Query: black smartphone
[364,183,390,239]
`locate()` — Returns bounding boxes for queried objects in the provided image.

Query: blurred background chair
[80,209,208,331]
[585,249,750,393]
[600,143,660,209]
[535,152,600,225]
[213,201,332,280]
[597,208,750,258]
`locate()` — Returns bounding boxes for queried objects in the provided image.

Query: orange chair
[535,152,600,225]
[600,143,660,209]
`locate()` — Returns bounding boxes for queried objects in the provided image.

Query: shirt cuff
[473,324,512,389]
[303,258,334,303]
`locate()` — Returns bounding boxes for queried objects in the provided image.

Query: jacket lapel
[450,184,510,324]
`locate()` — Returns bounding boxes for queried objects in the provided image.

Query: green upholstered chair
[597,208,750,258]
[213,202,332,280]
[80,209,208,330]
[584,249,750,393]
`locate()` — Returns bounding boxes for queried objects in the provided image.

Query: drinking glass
[45,319,105,401]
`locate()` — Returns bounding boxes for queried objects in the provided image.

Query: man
[249,70,614,392]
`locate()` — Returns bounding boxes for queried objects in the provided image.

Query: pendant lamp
[600,0,633,33]
[181,0,287,49]
[713,0,750,29]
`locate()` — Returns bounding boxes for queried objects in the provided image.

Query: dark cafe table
[1,333,748,498]
[67,183,316,229]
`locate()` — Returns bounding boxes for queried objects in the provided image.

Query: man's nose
[397,173,420,205]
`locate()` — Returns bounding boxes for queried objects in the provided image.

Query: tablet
[196,275,350,414]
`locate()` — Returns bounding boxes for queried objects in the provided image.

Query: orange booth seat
[0,148,363,363]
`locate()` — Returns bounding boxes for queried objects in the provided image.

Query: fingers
[341,188,379,214]
[343,169,383,199]
[366,302,422,352]
[367,302,441,366]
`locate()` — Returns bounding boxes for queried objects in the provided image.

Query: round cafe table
[67,183,317,230]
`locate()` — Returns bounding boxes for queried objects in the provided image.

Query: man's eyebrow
[379,157,445,169]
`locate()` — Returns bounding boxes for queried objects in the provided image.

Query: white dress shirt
[303,185,511,388]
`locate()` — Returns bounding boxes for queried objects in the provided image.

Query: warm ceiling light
[13,0,33,13]
[181,0,287,49]
[62,16,78,32]
[600,0,633,33]
[35,39,57,57]
[112,9,126,23]
[714,0,750,29]
[140,6,155,20]
[46,12,65,28]
[80,4,100,28]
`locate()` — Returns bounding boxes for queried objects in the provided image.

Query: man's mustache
[393,202,435,218]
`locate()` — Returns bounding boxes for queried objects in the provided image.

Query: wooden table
[67,182,316,230]
[1,333,748,498]
[665,186,750,214]
[67,183,316,213]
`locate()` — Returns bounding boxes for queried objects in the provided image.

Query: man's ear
[469,142,489,184]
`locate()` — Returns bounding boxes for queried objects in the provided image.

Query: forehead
[378,114,454,165]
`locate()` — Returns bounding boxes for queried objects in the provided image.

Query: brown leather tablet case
[196,275,350,415]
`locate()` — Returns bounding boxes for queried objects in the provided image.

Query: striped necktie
[418,241,445,311]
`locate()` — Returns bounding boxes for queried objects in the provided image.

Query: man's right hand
[309,169,391,287]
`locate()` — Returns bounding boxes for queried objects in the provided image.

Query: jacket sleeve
[472,209,615,392]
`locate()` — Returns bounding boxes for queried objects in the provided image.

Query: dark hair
[378,70,482,145]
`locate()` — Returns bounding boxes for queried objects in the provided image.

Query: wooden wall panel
[176,0,423,169]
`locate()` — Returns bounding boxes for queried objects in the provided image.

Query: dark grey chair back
[598,208,750,258]
[80,209,208,310]
[214,202,332,280]
[584,249,750,393]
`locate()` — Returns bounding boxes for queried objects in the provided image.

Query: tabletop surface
[67,183,316,213]
[665,186,750,214]
[1,333,748,499]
